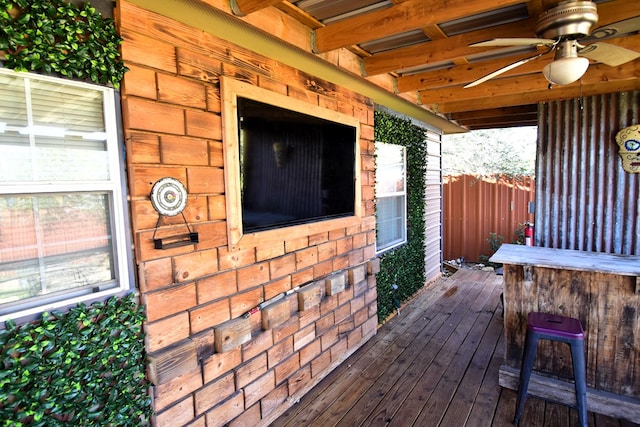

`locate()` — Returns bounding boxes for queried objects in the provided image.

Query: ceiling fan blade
[470,38,556,47]
[580,42,640,66]
[464,52,547,88]
[583,16,640,42]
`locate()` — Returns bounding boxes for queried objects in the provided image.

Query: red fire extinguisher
[524,222,534,246]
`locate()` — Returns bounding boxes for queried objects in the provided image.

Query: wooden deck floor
[272,269,639,427]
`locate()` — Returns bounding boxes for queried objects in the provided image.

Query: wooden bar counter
[490,244,640,422]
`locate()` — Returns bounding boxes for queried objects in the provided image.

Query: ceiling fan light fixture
[542,55,589,85]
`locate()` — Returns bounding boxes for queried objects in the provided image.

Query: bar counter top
[492,243,640,422]
[490,244,640,277]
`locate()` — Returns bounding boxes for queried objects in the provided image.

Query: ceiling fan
[464,1,640,88]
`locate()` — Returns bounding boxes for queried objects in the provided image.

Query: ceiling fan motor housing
[536,1,599,39]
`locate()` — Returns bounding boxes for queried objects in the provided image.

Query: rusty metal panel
[443,175,535,262]
[536,91,640,255]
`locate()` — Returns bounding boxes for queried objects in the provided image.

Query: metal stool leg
[570,339,588,427]
[514,331,539,425]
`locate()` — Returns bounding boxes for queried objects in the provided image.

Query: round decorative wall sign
[150,177,188,216]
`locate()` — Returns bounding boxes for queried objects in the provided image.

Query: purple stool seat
[513,312,587,427]
[527,312,584,340]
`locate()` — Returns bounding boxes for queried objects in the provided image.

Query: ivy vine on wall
[0,294,152,426]
[0,0,127,88]
[374,110,428,322]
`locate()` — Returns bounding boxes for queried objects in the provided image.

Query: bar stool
[513,312,587,426]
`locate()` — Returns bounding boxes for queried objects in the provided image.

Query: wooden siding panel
[425,132,443,283]
[118,1,382,425]
[123,96,185,135]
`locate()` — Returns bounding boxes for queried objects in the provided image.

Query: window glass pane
[0,193,116,307]
[0,74,31,182]
[0,75,109,183]
[0,133,32,182]
[30,79,106,132]
[376,195,406,250]
[376,143,405,194]
[0,73,28,127]
[34,135,109,182]
[375,142,407,252]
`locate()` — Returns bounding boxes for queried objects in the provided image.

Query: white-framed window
[375,142,407,253]
[0,68,133,322]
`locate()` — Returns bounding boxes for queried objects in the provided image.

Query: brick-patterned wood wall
[118,2,379,426]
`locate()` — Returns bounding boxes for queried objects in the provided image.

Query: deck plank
[344,294,478,424]
[333,273,486,426]
[272,269,640,427]
[437,284,504,426]
[368,278,488,426]
[411,282,502,426]
[273,276,454,426]
[465,329,506,426]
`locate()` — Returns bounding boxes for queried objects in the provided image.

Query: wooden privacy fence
[443,174,535,263]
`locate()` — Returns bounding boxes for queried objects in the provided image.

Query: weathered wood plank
[273,269,635,427]
[368,279,489,426]
[499,245,640,403]
[324,272,346,296]
[492,388,519,426]
[147,340,198,385]
[294,281,471,426]
[261,297,291,330]
[297,281,324,311]
[275,275,466,426]
[410,277,502,426]
[464,325,506,427]
[499,365,640,423]
[214,316,252,353]
[490,244,640,277]
[437,284,504,426]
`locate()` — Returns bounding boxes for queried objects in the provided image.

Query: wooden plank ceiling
[230,0,640,130]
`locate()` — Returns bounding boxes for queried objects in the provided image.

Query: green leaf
[0,294,152,424]
[5,319,17,331]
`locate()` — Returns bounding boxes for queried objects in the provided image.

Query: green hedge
[374,110,428,322]
[0,0,127,88]
[0,294,152,426]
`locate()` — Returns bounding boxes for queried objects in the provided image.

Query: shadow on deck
[272,269,639,427]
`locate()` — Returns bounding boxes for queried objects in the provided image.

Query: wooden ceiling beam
[397,33,640,92]
[425,65,640,113]
[230,0,282,16]
[275,2,323,29]
[364,19,538,76]
[454,115,538,129]
[421,60,640,104]
[312,0,523,53]
[449,105,537,121]
[396,50,548,92]
[461,121,537,129]
[363,0,640,76]
[421,24,447,41]
[525,0,545,19]
[452,112,537,123]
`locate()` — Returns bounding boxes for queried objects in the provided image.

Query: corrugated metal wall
[425,129,443,283]
[536,91,640,255]
[443,174,535,262]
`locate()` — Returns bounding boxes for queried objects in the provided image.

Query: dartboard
[150,177,188,216]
